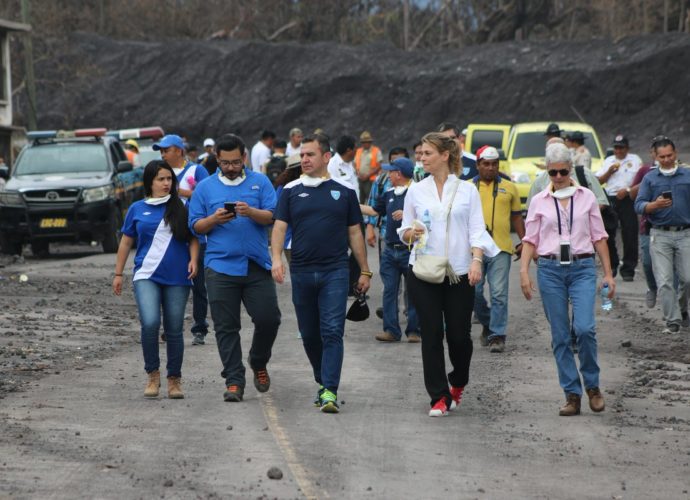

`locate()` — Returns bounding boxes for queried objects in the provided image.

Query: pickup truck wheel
[30,240,49,258]
[0,232,23,255]
[102,209,123,254]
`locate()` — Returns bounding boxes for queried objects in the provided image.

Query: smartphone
[559,241,572,265]
[662,191,673,200]
[224,202,236,214]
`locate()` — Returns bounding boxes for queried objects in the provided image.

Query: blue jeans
[133,279,190,378]
[380,246,419,339]
[291,267,349,393]
[537,257,599,396]
[191,243,209,335]
[473,251,511,340]
[640,234,657,292]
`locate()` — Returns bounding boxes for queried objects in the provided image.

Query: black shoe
[479,326,490,347]
[622,275,634,282]
[376,307,383,319]
[253,368,271,393]
[223,385,244,402]
[191,334,205,345]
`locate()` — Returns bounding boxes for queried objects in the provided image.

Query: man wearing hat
[154,134,211,345]
[566,131,592,170]
[354,131,383,203]
[125,139,140,167]
[595,135,642,280]
[544,123,562,140]
[198,138,219,176]
[360,157,421,343]
[472,146,524,353]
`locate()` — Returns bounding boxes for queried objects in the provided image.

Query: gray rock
[267,467,283,480]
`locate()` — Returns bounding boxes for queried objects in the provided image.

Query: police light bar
[106,127,165,140]
[74,128,107,137]
[27,130,58,140]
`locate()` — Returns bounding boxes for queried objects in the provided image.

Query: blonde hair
[421,132,461,175]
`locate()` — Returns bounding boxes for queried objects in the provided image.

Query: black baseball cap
[612,134,629,147]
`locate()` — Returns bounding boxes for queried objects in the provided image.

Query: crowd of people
[111,121,689,418]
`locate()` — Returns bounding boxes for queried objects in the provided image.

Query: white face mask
[301,175,328,187]
[552,186,577,199]
[394,186,408,196]
[145,194,171,205]
[659,165,678,177]
[218,169,246,186]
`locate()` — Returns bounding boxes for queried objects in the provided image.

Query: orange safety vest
[354,146,381,182]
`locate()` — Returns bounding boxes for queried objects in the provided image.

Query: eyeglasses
[219,159,243,168]
[548,169,570,177]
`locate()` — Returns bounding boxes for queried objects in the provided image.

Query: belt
[652,225,690,231]
[387,243,410,250]
[539,253,595,261]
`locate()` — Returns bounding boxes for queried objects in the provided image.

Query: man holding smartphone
[189,134,281,402]
[634,137,690,334]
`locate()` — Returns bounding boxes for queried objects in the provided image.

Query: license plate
[39,218,67,228]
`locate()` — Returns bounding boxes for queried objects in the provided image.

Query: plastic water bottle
[600,284,612,311]
[422,209,432,232]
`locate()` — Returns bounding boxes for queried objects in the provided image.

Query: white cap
[477,145,499,161]
[203,138,215,147]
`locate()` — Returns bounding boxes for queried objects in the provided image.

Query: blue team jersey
[274,178,363,272]
[121,200,192,286]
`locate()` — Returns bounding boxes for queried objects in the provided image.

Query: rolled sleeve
[522,203,541,247]
[188,185,208,237]
[468,186,500,257]
[588,197,608,243]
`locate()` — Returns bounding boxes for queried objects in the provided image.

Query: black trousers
[606,196,639,278]
[205,262,281,388]
[407,270,474,406]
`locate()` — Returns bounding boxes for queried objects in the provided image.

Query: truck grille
[22,188,80,202]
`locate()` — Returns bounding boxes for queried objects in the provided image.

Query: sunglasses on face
[548,169,570,177]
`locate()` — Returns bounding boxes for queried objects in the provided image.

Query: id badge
[559,240,572,265]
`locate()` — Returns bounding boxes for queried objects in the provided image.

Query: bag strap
[443,180,461,257]
[574,165,589,190]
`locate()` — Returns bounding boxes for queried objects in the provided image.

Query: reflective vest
[354,146,381,181]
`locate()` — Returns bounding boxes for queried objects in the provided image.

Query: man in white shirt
[250,130,275,173]
[595,134,642,281]
[327,135,359,199]
[286,128,303,157]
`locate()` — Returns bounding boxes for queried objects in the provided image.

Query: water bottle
[422,209,432,232]
[600,284,612,311]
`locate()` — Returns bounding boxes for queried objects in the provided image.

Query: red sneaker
[428,398,448,417]
[449,385,464,410]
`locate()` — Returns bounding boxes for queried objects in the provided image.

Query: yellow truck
[466,122,605,210]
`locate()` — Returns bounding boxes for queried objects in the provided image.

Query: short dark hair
[274,139,287,150]
[653,137,676,152]
[187,145,198,152]
[388,146,409,161]
[261,130,276,140]
[215,133,246,156]
[336,135,356,156]
[413,141,422,150]
[437,122,461,137]
[303,133,331,154]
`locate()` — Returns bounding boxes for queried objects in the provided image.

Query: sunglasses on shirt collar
[548,168,570,177]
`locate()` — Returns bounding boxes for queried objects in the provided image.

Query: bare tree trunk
[403,0,410,50]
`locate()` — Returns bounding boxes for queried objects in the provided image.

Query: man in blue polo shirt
[361,157,420,343]
[154,134,210,345]
[635,137,690,334]
[271,134,371,414]
[189,133,281,402]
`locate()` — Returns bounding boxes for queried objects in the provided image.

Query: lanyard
[474,178,499,235]
[554,197,574,236]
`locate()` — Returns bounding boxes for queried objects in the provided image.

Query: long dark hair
[143,160,192,242]
[274,165,302,188]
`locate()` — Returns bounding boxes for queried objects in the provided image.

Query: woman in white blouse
[399,132,499,417]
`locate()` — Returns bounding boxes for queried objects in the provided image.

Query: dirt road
[1,247,688,499]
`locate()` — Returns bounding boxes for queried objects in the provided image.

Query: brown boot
[144,370,160,398]
[586,387,605,412]
[559,393,581,416]
[167,376,184,399]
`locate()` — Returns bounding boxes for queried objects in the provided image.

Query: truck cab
[0,128,144,255]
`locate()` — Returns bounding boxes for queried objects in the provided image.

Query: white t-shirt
[398,175,499,275]
[595,153,642,196]
[286,142,301,157]
[251,141,272,173]
[327,153,360,199]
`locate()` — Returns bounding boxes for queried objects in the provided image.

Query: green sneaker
[319,388,339,414]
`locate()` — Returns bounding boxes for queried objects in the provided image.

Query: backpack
[265,155,287,184]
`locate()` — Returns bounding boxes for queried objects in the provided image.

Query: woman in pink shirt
[519,143,615,417]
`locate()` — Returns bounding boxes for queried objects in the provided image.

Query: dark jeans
[191,243,209,335]
[408,270,474,407]
[205,262,281,388]
[380,246,419,339]
[291,267,349,393]
[133,279,190,378]
[606,196,638,278]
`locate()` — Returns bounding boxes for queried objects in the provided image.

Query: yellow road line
[260,392,325,500]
